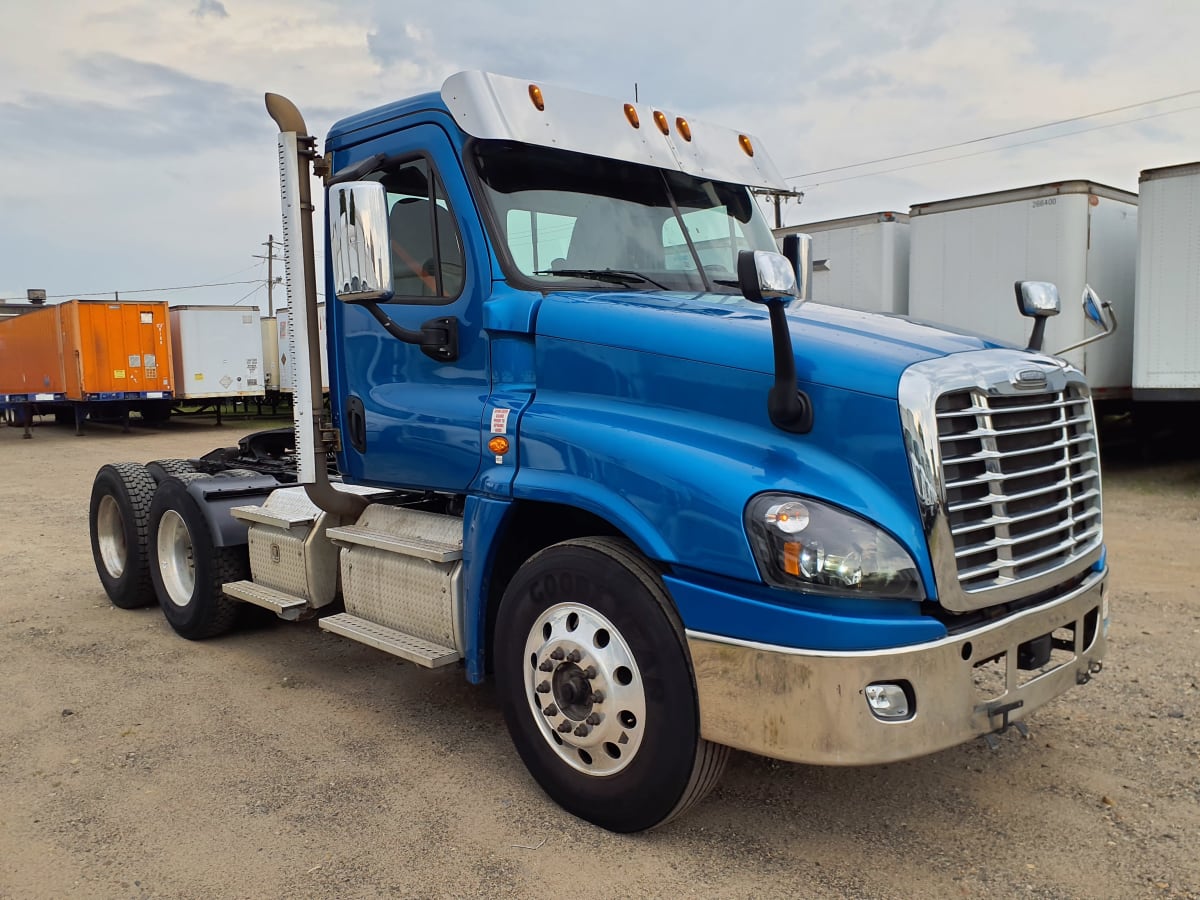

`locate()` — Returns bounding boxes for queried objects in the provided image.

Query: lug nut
[557,721,573,733]
[542,704,558,717]
[566,649,582,663]
[573,723,591,737]
[590,690,605,704]
[550,648,565,661]
[535,680,550,694]
[585,712,603,726]
[582,666,597,679]
[538,659,555,672]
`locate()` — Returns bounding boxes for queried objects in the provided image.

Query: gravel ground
[0,415,1197,899]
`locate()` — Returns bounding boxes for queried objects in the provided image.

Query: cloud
[192,0,229,19]
[0,53,262,159]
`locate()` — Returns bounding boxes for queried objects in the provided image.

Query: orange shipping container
[0,304,68,399]
[0,300,175,401]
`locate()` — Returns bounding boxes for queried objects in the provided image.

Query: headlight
[745,493,923,600]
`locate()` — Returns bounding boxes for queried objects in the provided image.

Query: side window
[375,158,465,302]
[663,207,749,274]
[505,209,576,274]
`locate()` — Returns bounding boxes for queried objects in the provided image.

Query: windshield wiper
[534,268,669,290]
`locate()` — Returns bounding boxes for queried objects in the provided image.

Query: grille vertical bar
[935,386,1102,591]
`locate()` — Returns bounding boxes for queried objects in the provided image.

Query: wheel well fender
[467,498,660,683]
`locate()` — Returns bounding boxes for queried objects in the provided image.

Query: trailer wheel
[148,476,248,640]
[494,537,728,832]
[89,463,158,609]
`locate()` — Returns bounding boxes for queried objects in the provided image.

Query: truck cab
[89,72,1109,833]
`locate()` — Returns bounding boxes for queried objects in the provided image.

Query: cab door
[329,123,490,492]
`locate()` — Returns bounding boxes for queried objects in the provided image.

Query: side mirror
[1083,285,1108,328]
[780,234,812,301]
[737,250,797,303]
[1055,284,1118,356]
[328,182,394,304]
[1015,281,1061,318]
[736,249,812,434]
[1014,280,1060,352]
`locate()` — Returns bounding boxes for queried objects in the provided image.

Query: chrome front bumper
[687,570,1108,766]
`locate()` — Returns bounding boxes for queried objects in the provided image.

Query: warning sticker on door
[113,369,126,379]
[490,408,510,434]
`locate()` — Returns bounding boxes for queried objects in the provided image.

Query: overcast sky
[3,0,1200,306]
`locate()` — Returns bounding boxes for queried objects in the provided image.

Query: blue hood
[534,290,1002,398]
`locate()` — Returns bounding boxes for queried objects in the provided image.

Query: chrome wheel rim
[523,602,646,776]
[96,495,127,578]
[156,509,195,607]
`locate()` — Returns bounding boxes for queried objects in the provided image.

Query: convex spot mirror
[1015,280,1061,318]
[1082,284,1113,330]
[737,250,797,304]
[329,181,394,304]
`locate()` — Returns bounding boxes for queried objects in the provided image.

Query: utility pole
[253,234,284,316]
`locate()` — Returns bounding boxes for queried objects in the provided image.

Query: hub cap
[96,495,127,578]
[156,509,196,607]
[523,602,646,776]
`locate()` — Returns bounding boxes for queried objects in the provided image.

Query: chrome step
[230,505,316,529]
[326,525,463,562]
[318,613,460,668]
[223,580,309,621]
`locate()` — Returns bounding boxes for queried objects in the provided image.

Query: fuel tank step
[326,525,463,562]
[318,613,460,668]
[223,580,310,620]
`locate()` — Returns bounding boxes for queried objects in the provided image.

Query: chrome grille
[935,385,1102,591]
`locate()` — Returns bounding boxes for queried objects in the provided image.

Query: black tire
[494,537,728,832]
[146,458,197,483]
[89,463,158,609]
[148,476,248,640]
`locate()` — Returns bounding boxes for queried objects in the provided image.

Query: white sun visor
[441,71,788,191]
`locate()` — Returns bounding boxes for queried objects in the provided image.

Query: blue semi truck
[88,72,1109,832]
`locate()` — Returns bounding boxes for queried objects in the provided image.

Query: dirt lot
[0,415,1197,899]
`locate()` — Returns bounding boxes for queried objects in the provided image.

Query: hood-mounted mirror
[1055,284,1118,356]
[738,250,812,434]
[1014,281,1060,352]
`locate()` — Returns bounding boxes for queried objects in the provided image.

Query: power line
[796,102,1200,189]
[790,87,1200,180]
[0,279,269,303]
[232,281,268,306]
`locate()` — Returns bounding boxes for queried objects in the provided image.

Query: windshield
[472,141,780,293]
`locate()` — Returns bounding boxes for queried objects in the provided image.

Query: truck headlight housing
[745,493,923,600]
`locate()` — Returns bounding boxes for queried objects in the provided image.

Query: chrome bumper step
[326,524,462,562]
[222,580,310,621]
[318,612,460,668]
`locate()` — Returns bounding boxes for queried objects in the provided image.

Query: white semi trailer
[908,181,1137,409]
[169,306,265,402]
[776,212,910,314]
[1133,161,1200,402]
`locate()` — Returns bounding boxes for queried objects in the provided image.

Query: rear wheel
[146,458,196,482]
[148,476,248,640]
[89,463,157,609]
[495,537,728,832]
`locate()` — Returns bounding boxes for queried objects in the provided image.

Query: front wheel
[495,537,728,832]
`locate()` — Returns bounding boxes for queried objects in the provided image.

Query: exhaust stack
[265,93,366,519]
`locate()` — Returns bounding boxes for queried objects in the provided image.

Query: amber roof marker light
[675,117,692,142]
[623,103,641,128]
[528,84,545,111]
[739,134,755,157]
[653,110,670,135]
